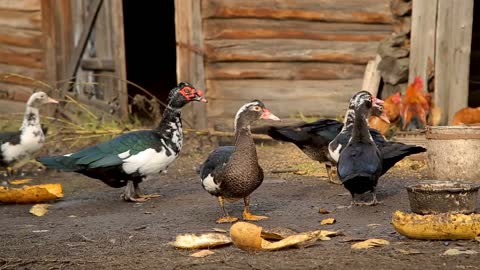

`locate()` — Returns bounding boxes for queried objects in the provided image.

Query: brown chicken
[452,107,480,125]
[400,76,430,130]
[368,92,402,135]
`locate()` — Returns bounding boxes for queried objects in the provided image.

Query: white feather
[118,150,131,159]
[329,144,342,163]
[234,101,259,129]
[202,174,219,193]
[122,147,177,175]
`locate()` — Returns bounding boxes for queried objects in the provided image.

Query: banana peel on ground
[230,221,340,251]
[0,184,63,204]
[392,210,480,240]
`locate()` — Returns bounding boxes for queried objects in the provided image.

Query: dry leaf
[190,250,214,258]
[294,170,307,175]
[212,228,227,233]
[319,208,330,214]
[0,184,63,204]
[171,233,231,249]
[320,218,336,225]
[30,204,51,216]
[10,179,32,185]
[351,239,390,249]
[443,248,478,256]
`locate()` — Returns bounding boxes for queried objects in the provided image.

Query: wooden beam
[202,0,394,24]
[409,0,438,85]
[206,79,363,118]
[434,0,473,124]
[362,54,382,95]
[110,0,128,118]
[0,27,43,48]
[80,58,115,71]
[64,0,103,90]
[0,0,40,11]
[204,19,392,41]
[0,46,43,68]
[205,39,378,64]
[175,0,207,128]
[40,0,56,87]
[206,62,365,80]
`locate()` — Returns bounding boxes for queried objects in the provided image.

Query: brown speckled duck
[198,100,280,223]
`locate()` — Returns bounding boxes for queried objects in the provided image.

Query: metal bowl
[406,181,479,214]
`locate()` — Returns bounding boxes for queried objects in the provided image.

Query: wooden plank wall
[201,0,394,124]
[0,0,45,102]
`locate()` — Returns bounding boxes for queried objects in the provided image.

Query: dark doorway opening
[469,2,480,107]
[122,1,177,113]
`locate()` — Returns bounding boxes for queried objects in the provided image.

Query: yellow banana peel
[392,210,480,240]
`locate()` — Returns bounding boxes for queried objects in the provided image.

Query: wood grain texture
[0,44,43,68]
[409,0,437,85]
[206,62,365,80]
[0,9,41,30]
[0,27,43,48]
[202,0,393,24]
[205,39,378,64]
[206,79,363,118]
[175,0,207,128]
[0,64,44,87]
[434,0,473,124]
[0,0,40,11]
[204,19,392,41]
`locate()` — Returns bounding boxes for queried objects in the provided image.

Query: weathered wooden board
[206,79,362,118]
[206,62,365,80]
[0,63,44,86]
[205,39,378,64]
[0,0,40,11]
[204,19,392,41]
[0,27,43,48]
[409,0,437,85]
[0,82,34,102]
[175,0,207,128]
[0,45,43,68]
[0,9,41,30]
[434,0,473,124]
[202,0,393,24]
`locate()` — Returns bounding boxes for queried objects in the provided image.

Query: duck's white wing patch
[202,174,220,193]
[118,150,131,159]
[328,143,342,163]
[1,126,44,163]
[122,147,177,175]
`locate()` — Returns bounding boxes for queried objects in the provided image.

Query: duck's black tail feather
[381,144,426,175]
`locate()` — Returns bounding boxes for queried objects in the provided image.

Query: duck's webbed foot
[216,196,238,223]
[325,163,342,185]
[242,196,268,221]
[351,191,380,206]
[121,181,160,202]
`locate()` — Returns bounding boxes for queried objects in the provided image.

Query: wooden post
[175,0,207,129]
[408,0,438,86]
[434,0,473,124]
[362,54,382,96]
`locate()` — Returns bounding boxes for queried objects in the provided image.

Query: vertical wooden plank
[362,54,381,96]
[40,0,56,87]
[408,0,438,85]
[434,0,473,124]
[175,0,207,129]
[110,0,128,117]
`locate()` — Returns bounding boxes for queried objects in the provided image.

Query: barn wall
[0,0,46,102]
[201,0,394,128]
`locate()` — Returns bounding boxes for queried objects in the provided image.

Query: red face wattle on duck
[372,96,390,124]
[260,108,280,121]
[178,85,208,103]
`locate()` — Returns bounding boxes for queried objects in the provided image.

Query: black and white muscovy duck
[37,82,207,202]
[1,91,58,184]
[266,97,425,183]
[198,100,280,223]
[336,91,383,205]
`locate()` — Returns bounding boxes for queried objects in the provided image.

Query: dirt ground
[1,135,479,270]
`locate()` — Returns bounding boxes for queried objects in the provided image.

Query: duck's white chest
[121,147,178,176]
[1,126,44,162]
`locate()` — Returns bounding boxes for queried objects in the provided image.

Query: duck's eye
[251,106,261,111]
